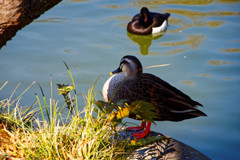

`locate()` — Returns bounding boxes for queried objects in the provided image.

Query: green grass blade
[35,93,45,128]
[63,61,79,114]
[37,82,50,123]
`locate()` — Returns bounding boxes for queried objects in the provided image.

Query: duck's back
[152,12,170,27]
[112,73,206,121]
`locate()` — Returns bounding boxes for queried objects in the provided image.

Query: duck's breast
[152,20,168,34]
[102,73,126,102]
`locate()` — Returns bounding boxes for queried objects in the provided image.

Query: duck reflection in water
[127,32,165,55]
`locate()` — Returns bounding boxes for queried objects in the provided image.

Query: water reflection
[180,80,195,86]
[161,34,205,50]
[198,73,213,78]
[101,15,131,27]
[126,0,213,8]
[165,9,229,33]
[105,0,240,10]
[127,32,164,55]
[215,0,240,3]
[141,48,185,56]
[165,8,239,18]
[208,60,235,65]
[221,48,240,53]
[64,48,79,54]
[161,48,186,56]
[105,4,125,9]
[221,77,234,80]
[68,0,88,2]
[34,17,67,23]
[198,73,235,80]
[168,19,225,33]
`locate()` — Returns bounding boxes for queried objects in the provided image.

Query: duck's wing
[161,13,171,20]
[151,12,170,27]
[127,20,152,35]
[122,73,206,121]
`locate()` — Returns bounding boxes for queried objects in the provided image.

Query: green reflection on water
[127,32,164,55]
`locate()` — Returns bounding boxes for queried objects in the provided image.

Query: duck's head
[139,7,151,27]
[110,55,143,78]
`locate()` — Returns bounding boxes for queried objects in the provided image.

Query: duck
[102,55,207,139]
[127,7,171,35]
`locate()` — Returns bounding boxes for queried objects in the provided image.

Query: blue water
[1,0,240,159]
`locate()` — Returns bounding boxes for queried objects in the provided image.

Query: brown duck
[102,55,207,139]
[127,7,170,35]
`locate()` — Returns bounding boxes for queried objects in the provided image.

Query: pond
[1,0,240,159]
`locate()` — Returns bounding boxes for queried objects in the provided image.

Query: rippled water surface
[1,0,240,159]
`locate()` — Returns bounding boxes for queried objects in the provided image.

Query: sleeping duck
[127,7,171,35]
[102,55,206,139]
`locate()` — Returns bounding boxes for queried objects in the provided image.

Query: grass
[0,62,163,159]
[0,63,120,159]
[0,63,131,160]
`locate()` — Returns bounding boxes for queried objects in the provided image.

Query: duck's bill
[110,67,122,75]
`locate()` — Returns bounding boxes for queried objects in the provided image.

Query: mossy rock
[116,128,210,160]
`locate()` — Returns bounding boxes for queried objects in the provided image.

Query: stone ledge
[116,129,210,160]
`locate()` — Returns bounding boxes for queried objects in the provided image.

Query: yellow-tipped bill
[110,67,122,75]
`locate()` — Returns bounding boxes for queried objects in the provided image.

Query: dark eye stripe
[121,60,129,65]
[120,60,130,68]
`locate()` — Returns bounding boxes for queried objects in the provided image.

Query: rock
[116,129,210,160]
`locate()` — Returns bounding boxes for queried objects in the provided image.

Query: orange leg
[127,121,146,131]
[132,121,152,139]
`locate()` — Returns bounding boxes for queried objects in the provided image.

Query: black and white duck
[127,7,171,35]
[102,55,207,139]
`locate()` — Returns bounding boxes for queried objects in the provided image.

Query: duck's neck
[140,14,152,28]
